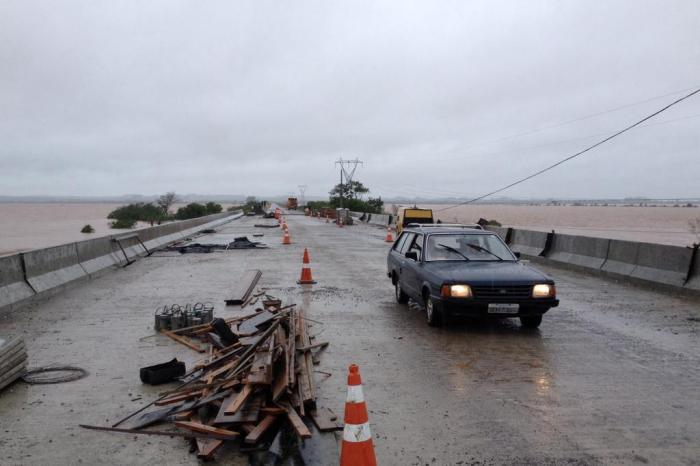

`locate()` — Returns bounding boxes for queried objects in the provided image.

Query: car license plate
[487,303,520,314]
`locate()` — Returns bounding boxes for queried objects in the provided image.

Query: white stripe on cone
[346,385,364,403]
[343,422,372,443]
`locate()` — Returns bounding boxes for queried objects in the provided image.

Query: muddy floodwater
[1,202,698,256]
[0,202,235,256]
[406,203,700,246]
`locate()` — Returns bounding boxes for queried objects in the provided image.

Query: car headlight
[532,284,555,298]
[441,284,472,298]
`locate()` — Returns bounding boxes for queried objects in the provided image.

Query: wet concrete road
[1,214,699,465]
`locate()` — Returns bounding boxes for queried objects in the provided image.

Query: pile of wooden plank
[0,336,27,392]
[82,295,339,461]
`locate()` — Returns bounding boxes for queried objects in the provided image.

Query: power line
[372,112,700,200]
[424,84,700,161]
[436,87,700,213]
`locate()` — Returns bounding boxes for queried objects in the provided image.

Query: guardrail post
[19,252,37,293]
[685,243,700,285]
[541,230,555,257]
[504,227,513,244]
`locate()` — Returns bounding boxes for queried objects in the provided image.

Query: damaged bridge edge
[0,211,244,315]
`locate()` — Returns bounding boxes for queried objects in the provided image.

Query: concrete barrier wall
[0,255,35,309]
[548,233,611,269]
[368,213,391,226]
[23,243,87,293]
[0,211,243,313]
[507,228,699,293]
[509,229,550,257]
[75,237,123,274]
[628,242,693,287]
[487,226,510,242]
[600,239,639,276]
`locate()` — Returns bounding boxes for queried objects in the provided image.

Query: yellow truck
[395,207,434,234]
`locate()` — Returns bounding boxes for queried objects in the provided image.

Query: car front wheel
[520,315,542,329]
[425,295,442,327]
[395,281,409,304]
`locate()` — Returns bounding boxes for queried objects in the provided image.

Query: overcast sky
[1,0,699,200]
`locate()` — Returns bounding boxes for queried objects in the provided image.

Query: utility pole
[334,158,363,208]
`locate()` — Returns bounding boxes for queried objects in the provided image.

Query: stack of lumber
[82,295,339,461]
[0,336,27,392]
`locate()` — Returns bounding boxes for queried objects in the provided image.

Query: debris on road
[225,270,262,305]
[82,293,336,462]
[0,336,27,392]
[140,359,186,385]
[154,303,214,331]
[166,237,267,254]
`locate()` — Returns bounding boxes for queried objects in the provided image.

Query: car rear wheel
[395,281,409,304]
[425,295,442,327]
[520,315,542,329]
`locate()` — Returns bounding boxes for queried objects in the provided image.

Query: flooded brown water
[0,203,235,256]
[397,204,700,247]
[1,202,698,256]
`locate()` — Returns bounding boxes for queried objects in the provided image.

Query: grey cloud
[1,0,699,199]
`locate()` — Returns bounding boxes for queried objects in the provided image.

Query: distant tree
[205,202,223,214]
[327,179,383,213]
[80,224,95,233]
[108,202,164,226]
[157,192,179,215]
[110,218,137,229]
[175,203,208,220]
[307,200,330,211]
[365,196,384,214]
[329,181,369,204]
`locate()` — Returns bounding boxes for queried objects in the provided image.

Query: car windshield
[425,233,515,262]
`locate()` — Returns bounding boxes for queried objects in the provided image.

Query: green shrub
[107,202,164,225]
[80,224,95,233]
[205,202,223,214]
[175,203,208,220]
[110,218,137,229]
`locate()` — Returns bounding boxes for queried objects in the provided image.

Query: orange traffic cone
[274,208,281,219]
[297,248,316,284]
[385,226,394,242]
[282,229,291,245]
[340,364,376,466]
[282,222,289,231]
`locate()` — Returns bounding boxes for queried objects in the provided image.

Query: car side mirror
[405,251,418,261]
[514,251,521,259]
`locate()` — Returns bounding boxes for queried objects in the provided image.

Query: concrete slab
[0,215,699,465]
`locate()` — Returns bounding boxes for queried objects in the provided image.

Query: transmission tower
[334,158,363,208]
[298,185,308,207]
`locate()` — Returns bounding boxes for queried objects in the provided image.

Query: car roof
[403,227,495,235]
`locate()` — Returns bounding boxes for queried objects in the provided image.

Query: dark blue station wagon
[387,225,559,327]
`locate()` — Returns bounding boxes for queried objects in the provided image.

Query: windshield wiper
[465,243,503,261]
[437,244,470,261]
